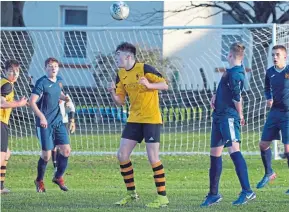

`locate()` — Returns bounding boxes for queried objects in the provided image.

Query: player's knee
[5,149,11,160]
[259,141,270,151]
[117,150,129,161]
[42,155,51,161]
[62,147,71,157]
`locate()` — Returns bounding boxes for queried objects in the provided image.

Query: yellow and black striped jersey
[0,78,14,125]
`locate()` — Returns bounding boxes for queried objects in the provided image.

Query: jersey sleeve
[264,71,272,100]
[228,72,244,102]
[144,64,166,83]
[1,83,13,97]
[115,74,127,97]
[32,79,44,96]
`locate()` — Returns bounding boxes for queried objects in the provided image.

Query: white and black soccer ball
[110,1,130,20]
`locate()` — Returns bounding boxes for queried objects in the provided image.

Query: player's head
[45,57,59,78]
[4,59,20,83]
[115,42,136,69]
[227,42,245,64]
[272,45,287,68]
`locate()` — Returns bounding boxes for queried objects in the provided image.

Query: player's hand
[69,121,76,134]
[240,115,245,126]
[40,117,48,128]
[210,94,216,109]
[266,99,273,108]
[139,77,151,89]
[64,96,70,103]
[107,81,116,93]
[17,96,28,107]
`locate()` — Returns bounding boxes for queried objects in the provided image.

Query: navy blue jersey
[32,75,63,127]
[213,65,245,118]
[264,65,289,111]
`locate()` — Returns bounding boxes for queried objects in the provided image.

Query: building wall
[23,1,164,87]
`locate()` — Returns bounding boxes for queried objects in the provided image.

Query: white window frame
[61,6,88,64]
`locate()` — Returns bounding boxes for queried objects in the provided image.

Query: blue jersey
[264,65,289,111]
[32,75,63,127]
[213,65,245,118]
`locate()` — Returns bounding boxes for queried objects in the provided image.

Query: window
[221,13,242,62]
[62,7,87,58]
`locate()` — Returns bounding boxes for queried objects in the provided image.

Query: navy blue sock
[230,151,251,192]
[209,155,222,195]
[36,157,48,181]
[285,152,289,168]
[261,148,273,174]
[55,153,68,178]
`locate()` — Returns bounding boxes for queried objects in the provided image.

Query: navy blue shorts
[211,117,241,148]
[36,122,70,151]
[261,110,289,144]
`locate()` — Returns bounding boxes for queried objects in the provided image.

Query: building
[22,1,285,90]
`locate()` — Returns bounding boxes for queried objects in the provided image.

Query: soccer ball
[110,1,130,20]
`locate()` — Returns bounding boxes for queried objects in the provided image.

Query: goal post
[1,24,287,158]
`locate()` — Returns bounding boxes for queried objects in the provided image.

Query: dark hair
[116,42,136,56]
[45,57,59,67]
[230,42,245,58]
[272,45,287,53]
[5,59,20,71]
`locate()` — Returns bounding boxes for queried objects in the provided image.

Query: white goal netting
[1,24,287,157]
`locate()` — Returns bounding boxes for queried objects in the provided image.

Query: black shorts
[1,122,9,152]
[122,123,161,143]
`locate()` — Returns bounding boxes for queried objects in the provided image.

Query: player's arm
[264,72,273,108]
[229,72,245,125]
[108,75,126,106]
[29,80,47,128]
[0,83,27,108]
[65,95,76,133]
[60,92,69,102]
[65,95,76,122]
[140,64,168,90]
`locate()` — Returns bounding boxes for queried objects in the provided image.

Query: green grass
[1,155,288,211]
[10,131,264,153]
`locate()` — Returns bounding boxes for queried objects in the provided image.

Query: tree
[141,1,289,25]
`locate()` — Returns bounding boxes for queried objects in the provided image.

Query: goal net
[0,24,287,157]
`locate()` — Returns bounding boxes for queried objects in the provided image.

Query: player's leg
[35,126,54,192]
[200,118,223,207]
[115,123,141,205]
[53,122,71,191]
[280,113,289,194]
[223,117,255,205]
[285,144,289,195]
[257,113,279,189]
[144,124,169,208]
[1,122,10,194]
[228,142,256,205]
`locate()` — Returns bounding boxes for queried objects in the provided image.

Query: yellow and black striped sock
[120,160,135,191]
[1,160,8,190]
[152,161,166,196]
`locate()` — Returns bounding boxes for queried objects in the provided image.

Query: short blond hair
[230,42,245,59]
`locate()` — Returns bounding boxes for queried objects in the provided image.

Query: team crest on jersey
[285,73,289,79]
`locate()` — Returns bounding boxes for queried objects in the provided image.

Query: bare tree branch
[135,1,289,25]
[276,9,289,23]
[226,2,255,23]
